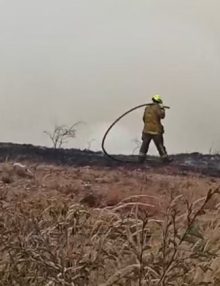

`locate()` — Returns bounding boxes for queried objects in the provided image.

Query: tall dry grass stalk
[0,188,220,285]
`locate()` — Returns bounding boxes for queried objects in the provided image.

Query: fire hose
[101,103,170,163]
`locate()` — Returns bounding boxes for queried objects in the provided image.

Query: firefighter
[139,95,171,163]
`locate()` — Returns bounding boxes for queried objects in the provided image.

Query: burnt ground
[0,142,219,178]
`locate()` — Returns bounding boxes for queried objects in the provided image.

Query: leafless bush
[0,188,220,285]
[44,122,83,149]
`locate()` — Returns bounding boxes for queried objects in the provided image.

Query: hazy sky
[0,0,219,154]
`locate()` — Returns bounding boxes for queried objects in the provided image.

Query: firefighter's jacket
[142,103,165,135]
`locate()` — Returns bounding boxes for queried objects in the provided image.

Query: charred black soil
[0,142,219,178]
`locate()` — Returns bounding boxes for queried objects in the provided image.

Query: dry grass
[0,162,220,285]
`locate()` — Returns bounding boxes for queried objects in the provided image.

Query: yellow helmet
[152,94,163,104]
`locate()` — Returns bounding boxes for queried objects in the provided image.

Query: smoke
[0,0,219,154]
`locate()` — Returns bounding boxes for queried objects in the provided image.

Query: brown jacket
[143,103,165,135]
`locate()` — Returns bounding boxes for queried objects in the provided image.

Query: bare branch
[43,122,83,148]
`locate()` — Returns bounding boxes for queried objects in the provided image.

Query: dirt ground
[1,161,219,216]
